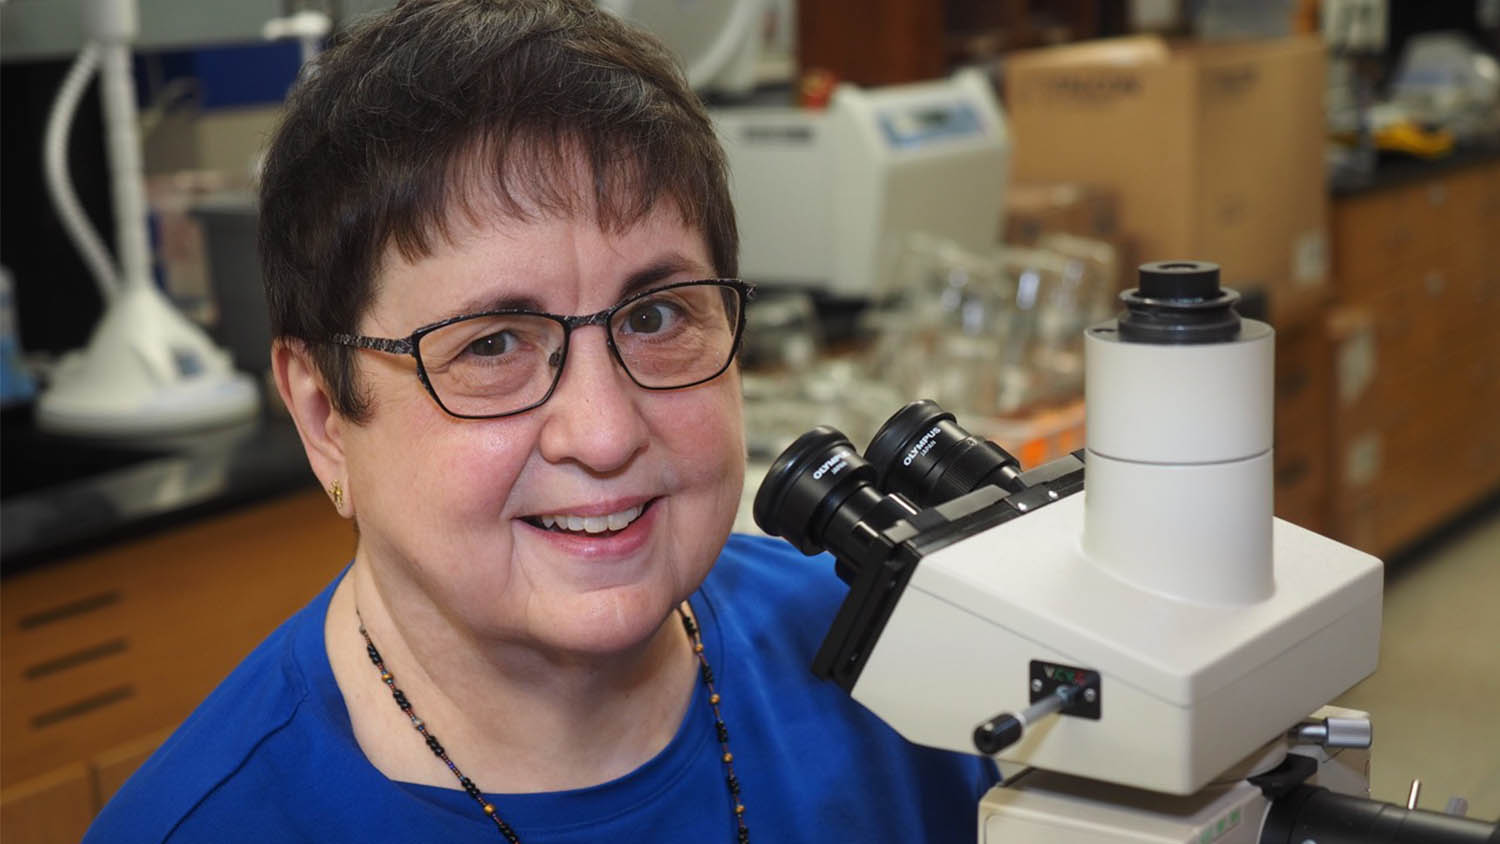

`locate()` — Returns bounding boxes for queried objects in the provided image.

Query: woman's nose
[535,326,649,474]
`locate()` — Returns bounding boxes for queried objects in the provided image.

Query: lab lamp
[37,0,258,437]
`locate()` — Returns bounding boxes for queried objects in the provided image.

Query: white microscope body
[855,301,1381,794]
[755,261,1498,842]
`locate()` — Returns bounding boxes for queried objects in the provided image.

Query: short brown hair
[259,0,738,421]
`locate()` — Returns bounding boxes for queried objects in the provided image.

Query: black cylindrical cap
[1138,261,1222,300]
[1118,260,1242,344]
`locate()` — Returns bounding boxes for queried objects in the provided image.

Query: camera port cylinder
[1082,261,1275,605]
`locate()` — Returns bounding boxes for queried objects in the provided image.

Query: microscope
[753,261,1499,843]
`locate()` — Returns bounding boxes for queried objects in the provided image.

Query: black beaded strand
[357,613,522,843]
[677,607,750,844]
[356,606,748,843]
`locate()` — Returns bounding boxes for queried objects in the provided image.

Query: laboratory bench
[1,407,315,572]
[0,408,352,841]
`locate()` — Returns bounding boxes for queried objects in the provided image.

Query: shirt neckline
[294,564,729,834]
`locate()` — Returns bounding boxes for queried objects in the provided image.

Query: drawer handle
[23,637,129,680]
[1277,458,1311,486]
[30,685,135,729]
[18,591,122,630]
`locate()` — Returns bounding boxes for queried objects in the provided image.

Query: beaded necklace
[356,606,750,843]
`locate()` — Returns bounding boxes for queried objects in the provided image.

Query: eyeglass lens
[418,283,741,417]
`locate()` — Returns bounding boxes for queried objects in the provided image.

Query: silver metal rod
[1017,685,1075,728]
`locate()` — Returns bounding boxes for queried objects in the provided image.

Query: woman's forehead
[365,201,712,330]
[442,138,672,247]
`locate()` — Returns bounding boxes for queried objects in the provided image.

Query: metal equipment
[714,69,1009,300]
[753,261,1500,842]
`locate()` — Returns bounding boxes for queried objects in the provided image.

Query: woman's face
[342,198,745,657]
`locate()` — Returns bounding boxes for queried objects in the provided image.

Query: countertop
[0,403,317,575]
[1329,142,1500,196]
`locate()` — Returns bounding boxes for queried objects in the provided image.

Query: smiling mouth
[522,500,654,536]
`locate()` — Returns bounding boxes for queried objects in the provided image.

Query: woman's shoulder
[82,575,345,843]
[712,533,843,613]
[701,533,846,661]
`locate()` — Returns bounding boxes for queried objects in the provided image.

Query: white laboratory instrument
[598,0,767,96]
[753,261,1499,842]
[714,68,1009,299]
[37,0,259,437]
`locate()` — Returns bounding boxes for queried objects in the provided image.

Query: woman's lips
[519,498,659,554]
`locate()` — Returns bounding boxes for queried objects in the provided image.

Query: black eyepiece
[865,400,1026,506]
[753,426,917,583]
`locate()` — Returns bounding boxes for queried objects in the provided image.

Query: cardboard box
[1004,35,1330,327]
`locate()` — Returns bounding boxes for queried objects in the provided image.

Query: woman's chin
[537,590,682,657]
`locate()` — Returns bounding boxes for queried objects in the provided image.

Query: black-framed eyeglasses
[330,279,753,419]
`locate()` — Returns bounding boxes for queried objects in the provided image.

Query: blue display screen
[878,102,985,149]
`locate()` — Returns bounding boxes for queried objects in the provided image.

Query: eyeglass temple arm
[332,334,413,356]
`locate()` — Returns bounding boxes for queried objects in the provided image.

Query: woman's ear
[273,339,352,516]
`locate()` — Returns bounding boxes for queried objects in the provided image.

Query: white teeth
[537,504,644,534]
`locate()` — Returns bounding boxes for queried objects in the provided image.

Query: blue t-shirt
[85,534,997,842]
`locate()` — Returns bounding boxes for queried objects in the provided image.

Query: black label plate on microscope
[1029,660,1102,720]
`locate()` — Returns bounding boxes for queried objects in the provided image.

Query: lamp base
[36,283,260,438]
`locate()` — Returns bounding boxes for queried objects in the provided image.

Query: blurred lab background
[2,0,1498,839]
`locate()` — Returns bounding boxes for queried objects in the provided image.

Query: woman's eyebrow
[441,254,706,321]
[449,291,545,318]
[617,255,707,300]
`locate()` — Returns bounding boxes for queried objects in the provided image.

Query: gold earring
[329,480,344,510]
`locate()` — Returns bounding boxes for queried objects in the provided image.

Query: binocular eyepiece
[753,400,1027,583]
[865,400,1026,504]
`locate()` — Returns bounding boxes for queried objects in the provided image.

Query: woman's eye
[625,301,676,334]
[465,331,515,357]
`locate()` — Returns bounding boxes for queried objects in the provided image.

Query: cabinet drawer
[1274,424,1329,535]
[1333,166,1491,300]
[1275,319,1330,432]
[1,490,351,787]
[1329,303,1499,439]
[0,763,94,844]
[1333,430,1500,558]
[1332,367,1499,501]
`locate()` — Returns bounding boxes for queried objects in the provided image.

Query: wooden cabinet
[0,764,94,844]
[1274,318,1333,535]
[0,489,351,839]
[796,0,1114,87]
[1326,159,1500,558]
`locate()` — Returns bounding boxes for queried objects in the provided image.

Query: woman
[84,1,997,840]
